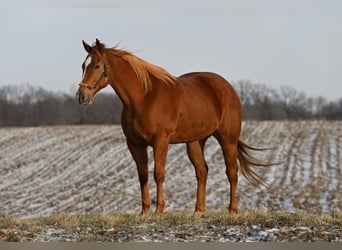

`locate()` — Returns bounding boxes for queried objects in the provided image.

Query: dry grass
[1,210,341,241]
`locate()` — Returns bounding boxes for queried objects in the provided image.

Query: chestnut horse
[76,39,270,214]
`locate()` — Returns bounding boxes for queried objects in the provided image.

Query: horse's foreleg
[127,142,150,214]
[186,140,208,212]
[153,138,169,214]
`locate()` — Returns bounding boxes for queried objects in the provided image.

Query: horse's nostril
[76,91,85,103]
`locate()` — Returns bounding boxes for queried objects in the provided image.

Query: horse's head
[76,39,109,105]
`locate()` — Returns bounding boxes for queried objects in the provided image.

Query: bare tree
[320,98,342,120]
[234,81,284,120]
[307,96,327,119]
[275,86,309,120]
[234,80,255,106]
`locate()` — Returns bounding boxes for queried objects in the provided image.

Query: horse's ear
[95,38,104,54]
[82,40,93,53]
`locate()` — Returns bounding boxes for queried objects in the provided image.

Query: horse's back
[178,72,241,113]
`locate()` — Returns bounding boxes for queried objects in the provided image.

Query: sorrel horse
[76,39,270,214]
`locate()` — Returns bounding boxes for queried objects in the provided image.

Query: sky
[1,0,342,100]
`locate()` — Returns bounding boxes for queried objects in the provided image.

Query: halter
[79,63,108,93]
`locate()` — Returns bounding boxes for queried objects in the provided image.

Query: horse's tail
[237,139,277,188]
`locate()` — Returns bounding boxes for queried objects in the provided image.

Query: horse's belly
[169,131,215,143]
[169,118,218,143]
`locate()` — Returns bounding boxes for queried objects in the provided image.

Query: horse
[76,39,271,214]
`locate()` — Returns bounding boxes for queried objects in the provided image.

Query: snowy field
[0,121,341,218]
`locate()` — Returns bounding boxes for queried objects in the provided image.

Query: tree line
[0,82,341,127]
[234,80,341,120]
[0,84,122,126]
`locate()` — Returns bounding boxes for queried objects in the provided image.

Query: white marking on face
[82,56,92,79]
[85,56,92,68]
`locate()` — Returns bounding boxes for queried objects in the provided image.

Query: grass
[1,210,341,236]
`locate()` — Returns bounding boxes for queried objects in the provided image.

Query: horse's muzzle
[76,89,94,105]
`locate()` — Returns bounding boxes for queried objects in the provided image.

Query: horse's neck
[107,56,146,107]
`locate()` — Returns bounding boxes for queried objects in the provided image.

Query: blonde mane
[107,46,176,92]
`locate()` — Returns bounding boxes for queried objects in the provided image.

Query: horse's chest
[122,114,154,145]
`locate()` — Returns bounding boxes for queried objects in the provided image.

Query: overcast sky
[1,0,341,99]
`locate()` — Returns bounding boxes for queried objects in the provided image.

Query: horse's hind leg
[215,134,239,214]
[186,140,208,212]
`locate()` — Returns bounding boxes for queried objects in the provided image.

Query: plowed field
[0,121,341,218]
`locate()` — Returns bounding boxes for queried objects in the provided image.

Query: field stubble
[0,121,341,217]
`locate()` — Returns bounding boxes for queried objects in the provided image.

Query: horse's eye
[94,65,100,69]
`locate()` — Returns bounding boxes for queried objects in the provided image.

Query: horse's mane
[103,43,176,92]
